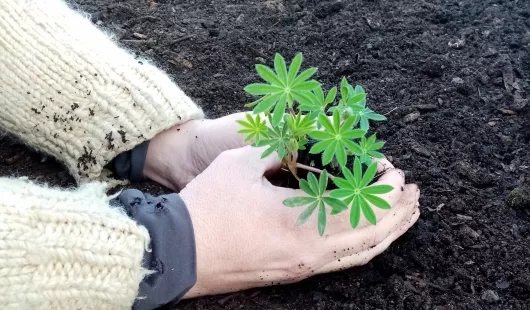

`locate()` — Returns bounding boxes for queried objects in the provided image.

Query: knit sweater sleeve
[0,0,204,184]
[0,177,150,309]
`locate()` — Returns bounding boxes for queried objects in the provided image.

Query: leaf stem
[296,163,337,179]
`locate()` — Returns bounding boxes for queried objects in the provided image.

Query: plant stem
[296,163,337,179]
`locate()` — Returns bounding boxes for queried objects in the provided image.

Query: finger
[375,157,395,173]
[322,184,419,256]
[231,145,284,178]
[316,205,420,274]
[371,167,406,204]
[358,168,406,223]
[209,112,252,147]
[277,169,409,235]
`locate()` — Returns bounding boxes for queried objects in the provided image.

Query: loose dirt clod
[403,111,420,123]
[506,185,530,210]
[481,290,500,303]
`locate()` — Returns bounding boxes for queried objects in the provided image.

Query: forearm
[0,178,197,309]
[0,0,203,184]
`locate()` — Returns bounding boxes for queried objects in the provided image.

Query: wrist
[143,120,202,190]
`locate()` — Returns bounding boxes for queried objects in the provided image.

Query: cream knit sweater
[0,178,150,309]
[0,0,204,308]
[0,0,203,184]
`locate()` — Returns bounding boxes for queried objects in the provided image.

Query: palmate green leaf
[286,113,317,137]
[318,170,328,194]
[299,86,336,125]
[325,87,337,104]
[353,85,366,108]
[336,172,354,188]
[359,154,371,164]
[362,193,391,209]
[246,53,319,126]
[298,138,309,151]
[361,185,393,195]
[359,196,376,225]
[323,197,348,214]
[360,117,369,132]
[308,111,365,167]
[287,53,303,84]
[360,161,377,187]
[256,64,284,86]
[292,81,321,91]
[366,112,387,121]
[369,151,385,159]
[244,97,264,108]
[274,53,288,82]
[340,77,350,103]
[350,196,361,228]
[348,107,386,132]
[310,139,333,153]
[348,134,386,165]
[330,158,393,229]
[236,113,268,143]
[272,95,287,126]
[291,91,315,107]
[299,179,315,196]
[282,170,344,235]
[353,159,362,185]
[254,93,284,113]
[335,142,347,167]
[321,141,337,165]
[244,84,283,95]
[310,130,334,140]
[292,68,318,85]
[336,78,386,131]
[255,123,289,159]
[307,172,320,195]
[347,93,366,106]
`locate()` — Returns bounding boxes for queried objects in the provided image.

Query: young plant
[238,53,391,236]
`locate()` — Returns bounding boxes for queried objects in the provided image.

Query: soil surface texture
[2,0,530,309]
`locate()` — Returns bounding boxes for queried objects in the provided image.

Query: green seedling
[238,53,391,236]
[330,158,393,228]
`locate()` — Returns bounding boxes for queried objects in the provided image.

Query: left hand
[143,112,249,190]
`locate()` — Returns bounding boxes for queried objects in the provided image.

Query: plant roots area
[1,0,529,309]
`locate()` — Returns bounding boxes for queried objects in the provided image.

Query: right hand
[180,146,420,298]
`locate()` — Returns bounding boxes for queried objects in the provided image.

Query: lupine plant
[237,53,392,236]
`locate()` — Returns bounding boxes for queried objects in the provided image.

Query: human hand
[144,113,250,190]
[179,146,420,298]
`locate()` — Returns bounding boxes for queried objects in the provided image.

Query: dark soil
[2,0,530,308]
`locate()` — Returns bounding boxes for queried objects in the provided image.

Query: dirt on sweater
[2,0,530,309]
